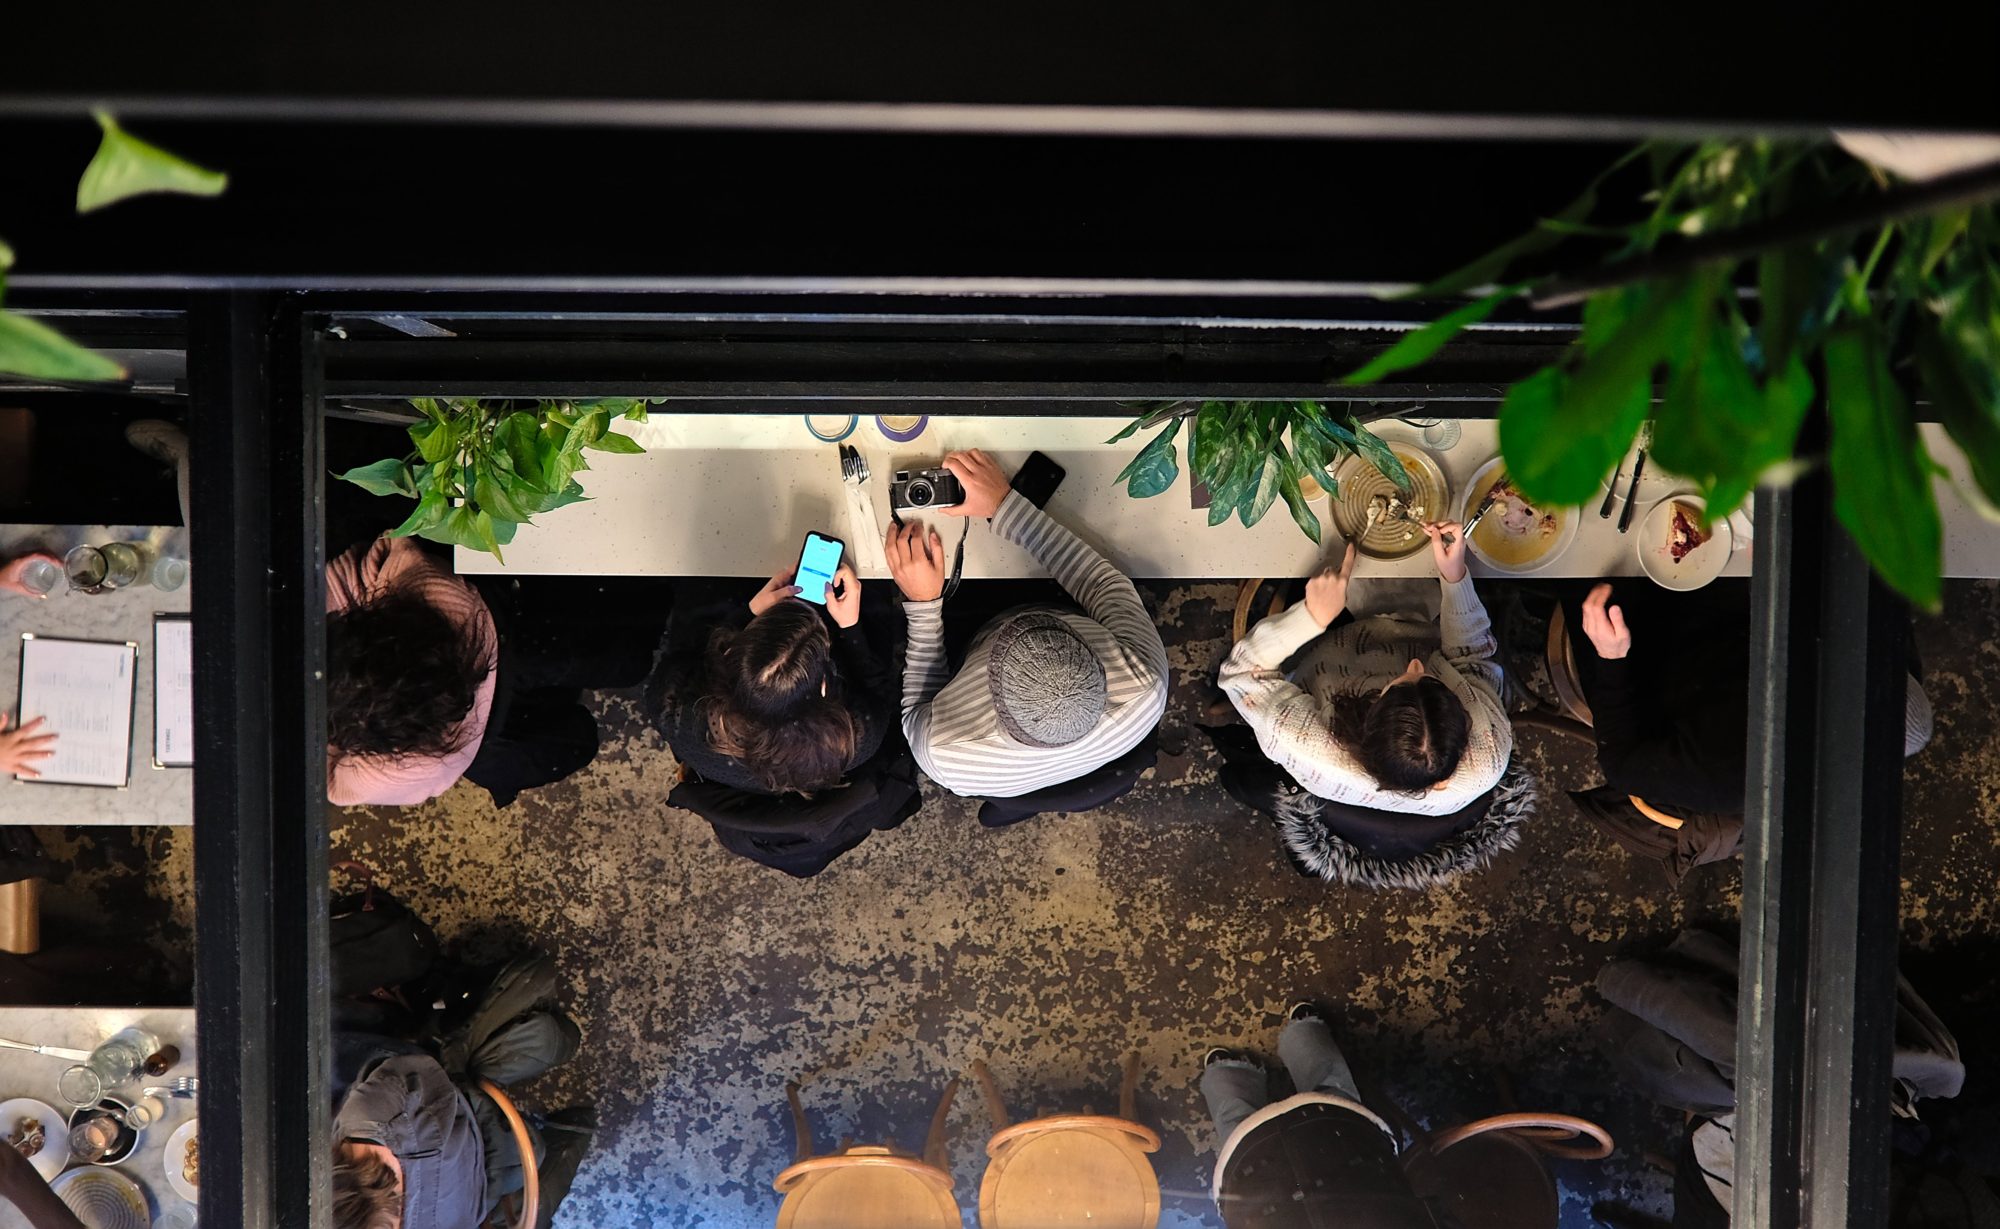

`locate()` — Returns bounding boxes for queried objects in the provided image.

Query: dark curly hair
[1336,675,1471,794]
[700,599,857,794]
[327,589,493,763]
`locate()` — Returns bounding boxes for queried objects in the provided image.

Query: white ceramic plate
[0,1097,70,1181]
[164,1119,199,1203]
[51,1167,150,1229]
[1637,494,1734,590]
[1458,457,1580,576]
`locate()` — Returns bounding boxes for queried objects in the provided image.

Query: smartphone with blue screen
[794,531,846,606]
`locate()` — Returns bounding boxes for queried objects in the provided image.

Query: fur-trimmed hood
[1273,762,1539,891]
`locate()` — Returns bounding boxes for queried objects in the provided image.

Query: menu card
[14,635,137,787]
[154,616,193,768]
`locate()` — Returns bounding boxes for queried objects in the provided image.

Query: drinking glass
[151,557,188,591]
[68,1111,126,1163]
[64,545,108,593]
[17,558,60,596]
[87,1026,159,1091]
[1422,420,1463,450]
[58,1065,104,1108]
[99,542,144,590]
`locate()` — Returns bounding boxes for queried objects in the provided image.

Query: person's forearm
[0,1170,87,1229]
[900,599,949,711]
[991,493,1166,672]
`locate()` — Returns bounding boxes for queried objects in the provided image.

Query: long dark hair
[1334,676,1471,794]
[327,590,493,763]
[701,599,857,794]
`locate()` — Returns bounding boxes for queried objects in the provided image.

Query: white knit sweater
[1219,575,1512,815]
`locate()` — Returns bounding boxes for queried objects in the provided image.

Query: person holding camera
[885,449,1169,799]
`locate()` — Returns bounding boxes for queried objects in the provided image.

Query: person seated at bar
[1565,581,1932,884]
[648,558,892,795]
[0,1135,85,1229]
[1200,1001,1436,1228]
[327,535,499,806]
[885,448,1169,799]
[1219,523,1510,814]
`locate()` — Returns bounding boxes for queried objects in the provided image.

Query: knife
[1447,489,1503,546]
[1617,445,1649,533]
[0,1037,93,1062]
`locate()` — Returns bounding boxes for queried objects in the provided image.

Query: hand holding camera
[888,449,1012,520]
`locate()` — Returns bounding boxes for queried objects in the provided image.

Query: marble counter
[0,526,191,827]
[0,1006,197,1228]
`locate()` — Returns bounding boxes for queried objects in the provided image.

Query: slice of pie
[1668,500,1711,563]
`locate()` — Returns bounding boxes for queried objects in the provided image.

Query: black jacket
[669,744,923,878]
[1218,1100,1436,1229]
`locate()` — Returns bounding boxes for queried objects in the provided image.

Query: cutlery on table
[0,1037,92,1062]
[1447,489,1503,547]
[1599,460,1624,518]
[1617,424,1652,534]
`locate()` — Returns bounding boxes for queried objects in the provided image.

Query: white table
[0,526,191,827]
[0,1006,196,1228]
[453,415,2000,581]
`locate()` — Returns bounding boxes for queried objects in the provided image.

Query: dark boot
[533,1106,599,1229]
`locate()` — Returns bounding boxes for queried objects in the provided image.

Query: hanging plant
[1109,400,1411,544]
[335,398,656,561]
[1315,139,2000,611]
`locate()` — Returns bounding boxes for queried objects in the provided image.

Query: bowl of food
[165,1119,200,1202]
[1329,443,1451,560]
[1637,494,1733,590]
[0,1097,70,1180]
[1459,458,1579,575]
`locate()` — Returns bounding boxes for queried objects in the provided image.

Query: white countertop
[447,414,1997,582]
[0,526,191,827]
[0,1006,197,1228]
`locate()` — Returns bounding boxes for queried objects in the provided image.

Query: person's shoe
[124,420,189,465]
[1204,1047,1244,1069]
[1287,1001,1328,1025]
[532,1105,598,1229]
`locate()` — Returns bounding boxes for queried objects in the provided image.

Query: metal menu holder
[14,634,138,788]
[153,614,194,768]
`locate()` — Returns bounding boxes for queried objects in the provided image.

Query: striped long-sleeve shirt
[901,492,1170,797]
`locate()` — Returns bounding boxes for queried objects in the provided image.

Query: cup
[151,557,189,591]
[17,558,60,596]
[99,542,144,590]
[1422,420,1464,450]
[64,545,108,593]
[58,1065,104,1108]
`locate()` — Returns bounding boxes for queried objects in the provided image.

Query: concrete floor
[227,575,1998,1227]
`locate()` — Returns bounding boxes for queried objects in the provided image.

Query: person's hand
[1424,522,1469,583]
[0,553,59,599]
[1303,541,1359,628]
[0,715,57,779]
[748,568,803,616]
[1580,583,1633,660]
[824,563,862,628]
[885,522,946,602]
[940,449,1012,519]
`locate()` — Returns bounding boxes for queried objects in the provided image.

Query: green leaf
[75,111,229,213]
[1340,285,1522,386]
[0,239,13,273]
[585,430,645,455]
[1824,323,1942,611]
[1105,413,1152,445]
[1275,449,1323,544]
[409,397,449,424]
[411,418,457,464]
[1915,315,2000,511]
[474,472,538,524]
[1350,418,1413,495]
[1115,421,1181,498]
[551,480,589,509]
[385,493,449,539]
[1756,244,1814,372]
[1238,451,1284,528]
[498,413,546,487]
[1289,417,1334,485]
[1190,402,1234,486]
[0,310,127,382]
[336,458,417,498]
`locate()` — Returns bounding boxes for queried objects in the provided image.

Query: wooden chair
[1400,1112,1614,1229]
[475,1079,541,1229]
[970,1053,1161,1229]
[0,878,42,955]
[1544,605,1595,728]
[772,1079,962,1229]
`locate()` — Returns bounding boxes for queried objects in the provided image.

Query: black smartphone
[1010,451,1068,509]
[793,531,846,606]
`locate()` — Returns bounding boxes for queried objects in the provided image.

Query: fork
[1617,422,1653,534]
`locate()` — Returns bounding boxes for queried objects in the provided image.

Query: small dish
[164,1119,200,1203]
[0,1096,71,1180]
[1459,458,1580,576]
[50,1167,149,1229]
[66,1098,140,1167]
[1637,493,1734,591]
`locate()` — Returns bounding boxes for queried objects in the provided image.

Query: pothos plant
[335,398,657,561]
[0,112,228,381]
[1110,140,2000,610]
[1110,399,1411,544]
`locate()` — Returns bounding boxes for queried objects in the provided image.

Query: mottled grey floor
[276,578,1998,1227]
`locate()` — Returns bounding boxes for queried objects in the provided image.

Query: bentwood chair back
[772,1079,962,1229]
[1401,1112,1614,1229]
[475,1079,541,1229]
[970,1053,1162,1229]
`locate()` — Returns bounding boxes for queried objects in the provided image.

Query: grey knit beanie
[987,613,1108,748]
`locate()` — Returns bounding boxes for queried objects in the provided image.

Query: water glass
[151,556,189,591]
[58,1065,104,1109]
[99,542,144,590]
[69,1112,123,1163]
[88,1026,160,1091]
[64,545,108,593]
[1422,420,1464,450]
[17,558,60,596]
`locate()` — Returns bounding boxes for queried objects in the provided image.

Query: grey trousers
[444,952,583,1216]
[1199,1017,1363,1147]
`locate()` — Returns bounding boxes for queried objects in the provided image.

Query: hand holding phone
[794,532,847,607]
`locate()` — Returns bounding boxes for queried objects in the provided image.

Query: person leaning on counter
[0,552,61,780]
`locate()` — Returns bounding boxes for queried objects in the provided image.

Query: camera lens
[907,479,934,507]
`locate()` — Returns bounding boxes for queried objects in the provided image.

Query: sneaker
[1203,1047,1243,1069]
[1287,1002,1328,1025]
[124,420,189,466]
[533,1106,598,1229]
